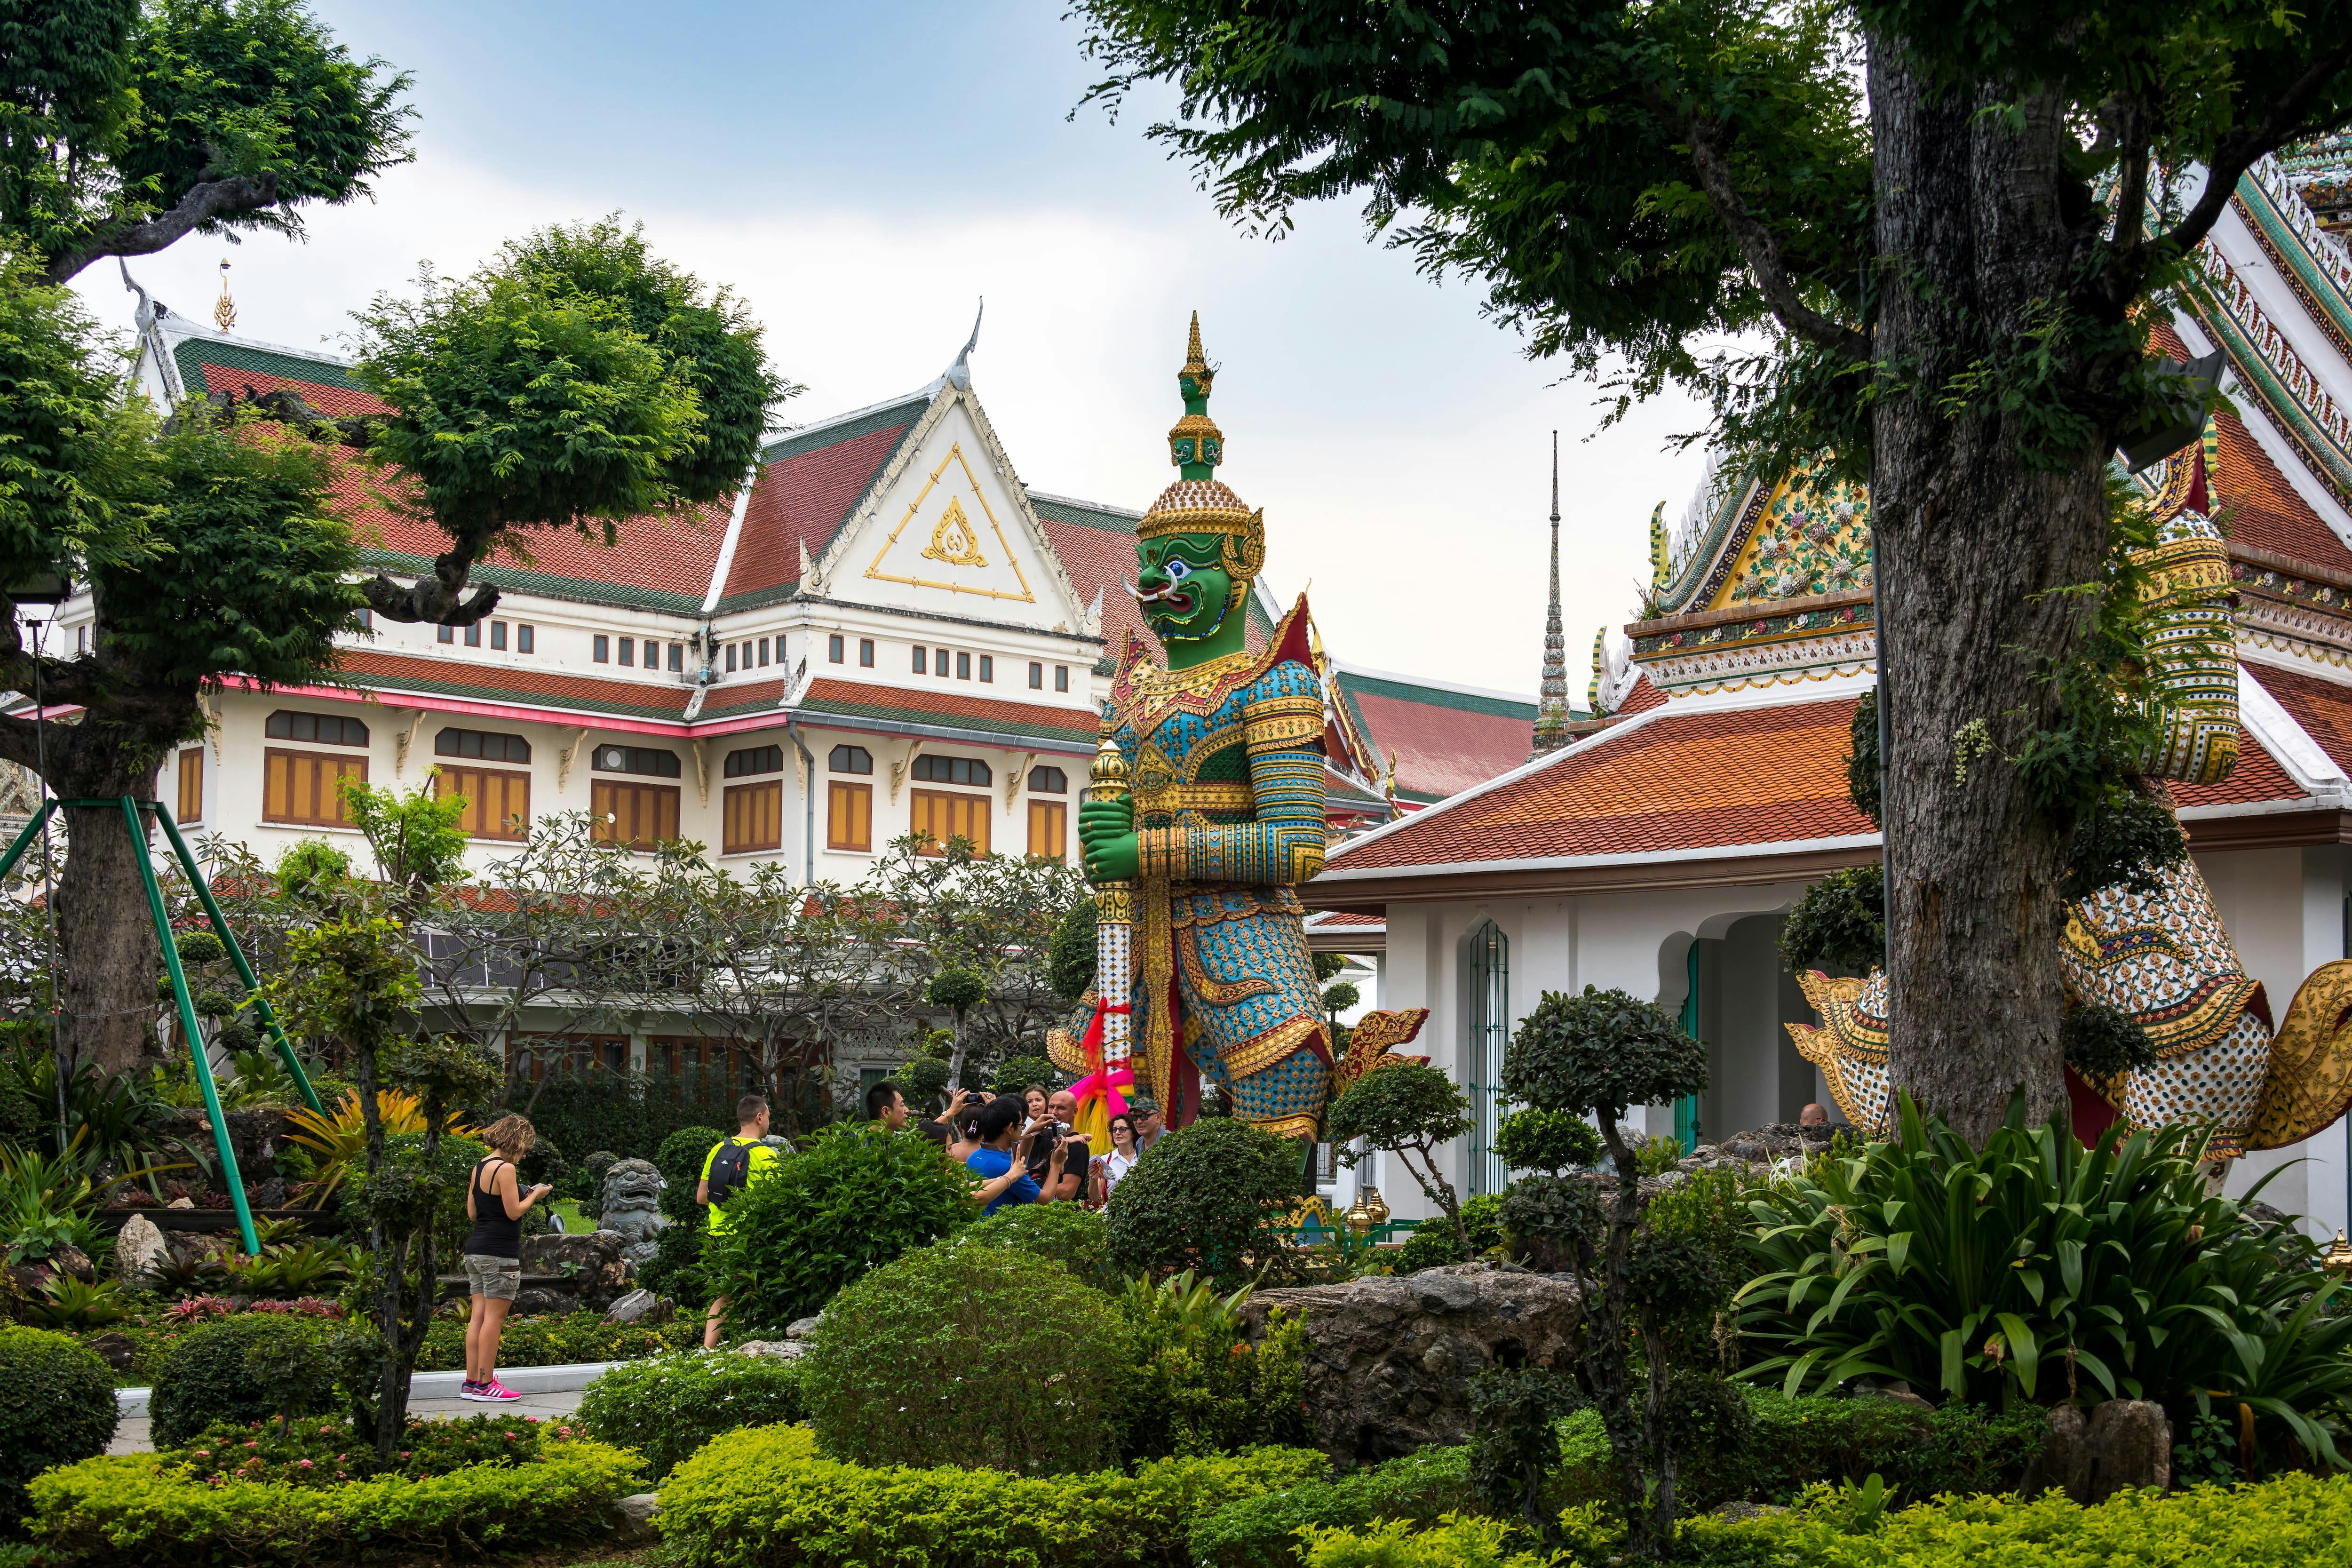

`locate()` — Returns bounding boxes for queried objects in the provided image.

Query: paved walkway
[111,1367,604,1456]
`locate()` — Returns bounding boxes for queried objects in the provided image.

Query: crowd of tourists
[863,1078,1160,1213]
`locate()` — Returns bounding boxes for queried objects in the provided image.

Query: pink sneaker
[461,1378,520,1403]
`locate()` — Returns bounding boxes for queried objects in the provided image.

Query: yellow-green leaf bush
[655,1422,1328,1568]
[0,1326,117,1529]
[575,1349,805,1481]
[27,1437,639,1563]
[1299,1473,2352,1568]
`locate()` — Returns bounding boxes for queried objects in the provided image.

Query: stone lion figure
[597,1157,667,1264]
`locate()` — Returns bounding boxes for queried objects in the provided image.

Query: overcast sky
[78,0,1713,699]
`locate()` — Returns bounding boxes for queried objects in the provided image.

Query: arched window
[1027,765,1067,795]
[828,745,873,775]
[436,727,530,763]
[723,744,783,778]
[1461,920,1510,1197]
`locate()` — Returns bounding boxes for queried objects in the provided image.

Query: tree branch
[42,171,282,287]
[1684,115,1871,364]
[0,712,61,774]
[2148,40,2352,263]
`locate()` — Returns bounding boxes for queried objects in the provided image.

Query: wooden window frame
[724,779,784,855]
[435,764,532,842]
[911,788,991,857]
[1026,797,1066,861]
[262,748,368,828]
[592,777,682,850]
[827,780,873,853]
[176,747,204,825]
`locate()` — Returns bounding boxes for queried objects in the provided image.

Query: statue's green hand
[1078,798,1139,884]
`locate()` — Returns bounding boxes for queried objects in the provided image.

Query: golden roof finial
[212,259,236,333]
[1184,310,1207,378]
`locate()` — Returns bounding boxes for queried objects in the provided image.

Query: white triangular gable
[809,386,1092,632]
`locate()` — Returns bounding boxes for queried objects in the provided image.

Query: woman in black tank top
[461,1116,550,1402]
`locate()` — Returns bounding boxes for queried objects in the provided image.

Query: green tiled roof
[1338,671,1540,720]
[175,337,366,396]
[357,549,707,615]
[1027,493,1143,532]
[761,395,932,463]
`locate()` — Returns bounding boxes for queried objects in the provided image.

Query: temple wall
[1370,849,2352,1240]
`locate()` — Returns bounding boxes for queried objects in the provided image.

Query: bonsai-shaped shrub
[1387,1191,1510,1273]
[1497,985,1709,1557]
[1113,1270,1310,1463]
[0,1326,115,1527]
[800,1240,1124,1474]
[150,1313,336,1449]
[1046,899,1097,1003]
[957,1201,1116,1291]
[1326,1062,1473,1256]
[1494,1108,1602,1175]
[1106,1117,1303,1288]
[930,966,987,1090]
[574,1349,804,1480]
[899,1054,951,1111]
[637,1125,728,1309]
[1778,863,1885,974]
[701,1123,973,1334]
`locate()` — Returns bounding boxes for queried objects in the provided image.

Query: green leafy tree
[1497,986,1709,1558]
[1070,0,2352,1141]
[0,0,414,283]
[1324,1062,1473,1256]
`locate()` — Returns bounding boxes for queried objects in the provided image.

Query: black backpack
[706,1138,756,1207]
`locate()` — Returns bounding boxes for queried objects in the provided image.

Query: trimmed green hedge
[656,1422,1329,1567]
[575,1350,805,1480]
[1189,1443,1484,1568]
[1302,1471,2352,1567]
[27,1439,640,1563]
[0,1326,117,1532]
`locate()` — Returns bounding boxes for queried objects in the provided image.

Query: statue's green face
[1135,533,1237,643]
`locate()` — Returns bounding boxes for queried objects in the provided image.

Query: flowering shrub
[162,1295,232,1324]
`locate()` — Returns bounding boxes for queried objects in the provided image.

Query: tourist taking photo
[460,1114,552,1404]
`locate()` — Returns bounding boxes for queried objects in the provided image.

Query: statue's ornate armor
[1104,600,1334,1137]
[1792,427,2352,1152]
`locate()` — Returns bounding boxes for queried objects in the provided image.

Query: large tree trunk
[54,777,166,1075]
[1868,50,2114,1142]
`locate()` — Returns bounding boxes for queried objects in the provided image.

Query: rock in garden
[50,1245,94,1282]
[2028,1403,2091,1500]
[83,1332,136,1372]
[114,1213,170,1286]
[1236,1262,1583,1464]
[597,1158,668,1264]
[734,1340,807,1360]
[606,1287,670,1325]
[784,1314,823,1339]
[166,1197,194,1209]
[2083,1400,2171,1501]
[521,1230,631,1312]
[246,1177,288,1210]
[618,1492,661,1525]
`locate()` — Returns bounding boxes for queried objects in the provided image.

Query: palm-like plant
[284,1088,474,1204]
[0,1131,179,1264]
[1737,1095,2352,1466]
[3,1056,202,1197]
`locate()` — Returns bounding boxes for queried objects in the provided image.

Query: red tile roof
[1330,697,1878,869]
[723,420,916,605]
[795,677,1101,744]
[332,648,693,719]
[1617,673,1667,715]
[2247,661,2352,778]
[2170,730,2306,807]
[2212,406,2352,573]
[1341,681,1534,803]
[1037,515,1160,659]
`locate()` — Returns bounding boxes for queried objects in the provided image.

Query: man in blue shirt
[965,1095,1065,1214]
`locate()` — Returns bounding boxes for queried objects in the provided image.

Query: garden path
[110,1387,588,1455]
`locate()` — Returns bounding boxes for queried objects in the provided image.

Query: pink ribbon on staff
[1069,995,1134,1119]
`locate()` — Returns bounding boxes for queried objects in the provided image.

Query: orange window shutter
[1028,799,1064,860]
[177,748,203,824]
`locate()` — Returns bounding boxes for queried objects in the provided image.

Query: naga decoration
[1056,315,1426,1144]
[1789,424,2352,1155]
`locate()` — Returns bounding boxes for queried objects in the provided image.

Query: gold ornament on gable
[920,497,989,568]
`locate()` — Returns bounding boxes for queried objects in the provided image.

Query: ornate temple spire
[1168,310,1224,481]
[1531,431,1571,756]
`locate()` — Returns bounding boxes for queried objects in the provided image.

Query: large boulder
[2026,1400,2172,1502]
[516,1230,632,1315]
[1236,1262,1583,1464]
[113,1213,170,1286]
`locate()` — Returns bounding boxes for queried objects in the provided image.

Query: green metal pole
[147,802,322,1116]
[120,797,259,1256]
[0,797,57,884]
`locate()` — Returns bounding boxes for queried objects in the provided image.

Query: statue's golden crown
[1137,312,1266,581]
